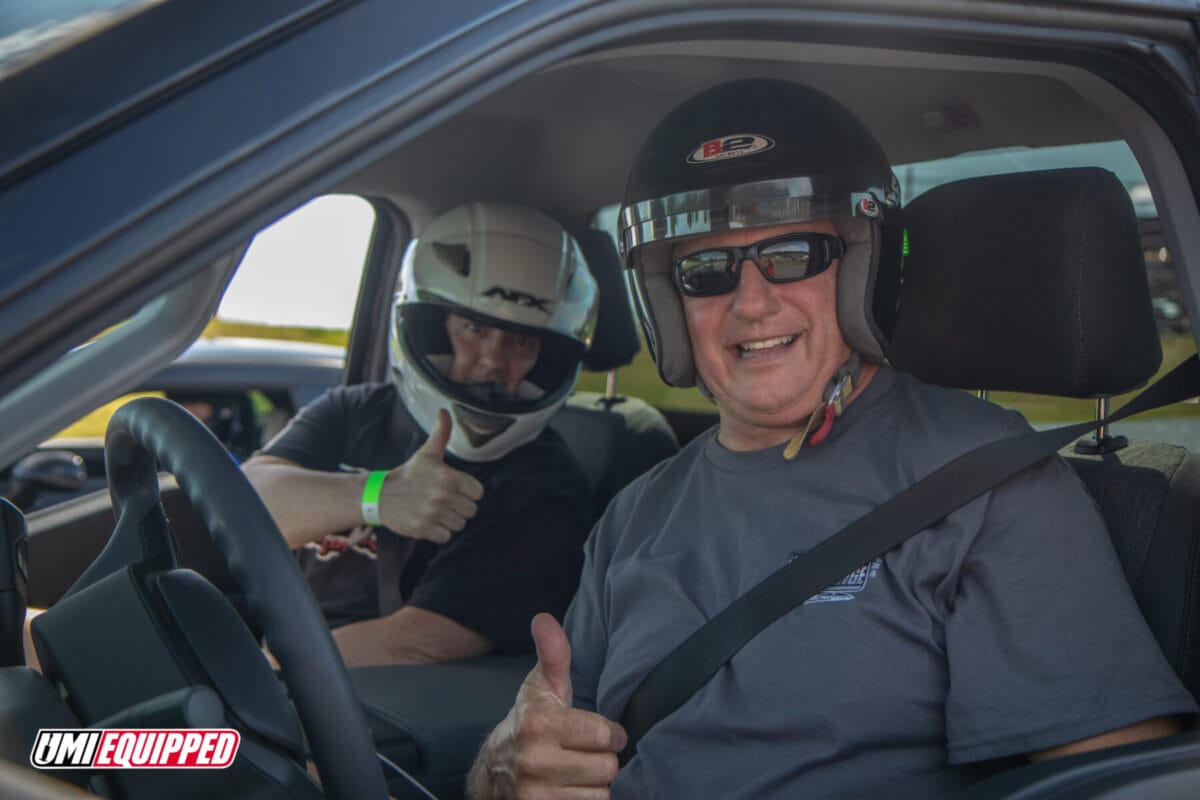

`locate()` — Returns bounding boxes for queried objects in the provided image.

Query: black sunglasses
[672,232,846,297]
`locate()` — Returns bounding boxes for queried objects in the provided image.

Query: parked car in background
[1,337,345,511]
[2,2,1200,799]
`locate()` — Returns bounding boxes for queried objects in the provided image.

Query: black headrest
[889,167,1161,398]
[575,229,641,371]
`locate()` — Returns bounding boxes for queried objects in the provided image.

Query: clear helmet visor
[619,173,900,267]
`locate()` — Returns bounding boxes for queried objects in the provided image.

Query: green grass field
[54,321,1199,440]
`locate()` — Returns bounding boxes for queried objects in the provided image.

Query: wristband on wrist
[361,470,387,527]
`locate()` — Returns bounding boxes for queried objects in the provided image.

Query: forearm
[1030,715,1182,762]
[243,456,368,548]
[330,606,493,667]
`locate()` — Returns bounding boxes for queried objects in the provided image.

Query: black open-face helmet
[619,79,904,388]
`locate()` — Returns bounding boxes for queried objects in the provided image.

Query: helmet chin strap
[783,351,864,460]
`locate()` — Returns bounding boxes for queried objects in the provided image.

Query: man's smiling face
[676,219,853,446]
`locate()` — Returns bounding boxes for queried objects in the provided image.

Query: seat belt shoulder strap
[617,355,1200,764]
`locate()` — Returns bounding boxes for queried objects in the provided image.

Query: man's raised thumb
[531,612,573,707]
[420,408,453,460]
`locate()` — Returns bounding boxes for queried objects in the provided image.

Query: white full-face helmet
[390,202,599,461]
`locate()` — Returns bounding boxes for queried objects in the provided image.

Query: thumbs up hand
[383,409,485,543]
[467,613,627,799]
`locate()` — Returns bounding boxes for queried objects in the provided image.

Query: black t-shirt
[260,382,595,654]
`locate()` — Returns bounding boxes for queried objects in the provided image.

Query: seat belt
[617,354,1200,766]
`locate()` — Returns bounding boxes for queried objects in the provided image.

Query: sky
[217,195,376,329]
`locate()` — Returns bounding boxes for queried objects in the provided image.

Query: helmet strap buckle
[782,352,863,459]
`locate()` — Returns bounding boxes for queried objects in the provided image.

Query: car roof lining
[342,39,1134,233]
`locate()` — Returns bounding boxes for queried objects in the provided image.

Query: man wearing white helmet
[244,202,598,668]
[468,81,1194,798]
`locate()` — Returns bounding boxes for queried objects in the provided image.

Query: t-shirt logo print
[786,552,883,604]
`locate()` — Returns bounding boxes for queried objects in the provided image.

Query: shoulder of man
[306,381,423,467]
[884,368,1032,442]
[592,426,711,521]
[321,380,398,410]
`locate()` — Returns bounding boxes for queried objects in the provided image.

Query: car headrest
[575,229,641,372]
[889,167,1162,398]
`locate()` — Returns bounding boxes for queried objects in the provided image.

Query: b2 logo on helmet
[482,285,554,313]
[687,134,775,164]
[857,196,881,218]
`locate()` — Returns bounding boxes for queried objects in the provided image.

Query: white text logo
[30,729,239,770]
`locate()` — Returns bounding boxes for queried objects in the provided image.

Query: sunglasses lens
[673,234,840,296]
[758,237,818,279]
[676,250,735,296]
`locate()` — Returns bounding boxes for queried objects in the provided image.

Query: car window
[51,390,163,440]
[54,193,371,436]
[898,140,1154,216]
[900,141,1198,444]
[51,388,291,454]
[8,195,369,510]
[214,194,375,338]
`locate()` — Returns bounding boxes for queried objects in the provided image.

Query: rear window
[898,140,1154,215]
[587,140,1196,440]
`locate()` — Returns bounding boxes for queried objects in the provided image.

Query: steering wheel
[102,397,388,799]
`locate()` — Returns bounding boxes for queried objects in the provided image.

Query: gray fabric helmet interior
[833,215,886,364]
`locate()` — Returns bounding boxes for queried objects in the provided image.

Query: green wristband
[361,470,387,527]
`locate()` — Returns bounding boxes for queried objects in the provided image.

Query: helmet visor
[620,172,898,265]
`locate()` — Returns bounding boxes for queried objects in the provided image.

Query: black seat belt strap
[617,355,1200,765]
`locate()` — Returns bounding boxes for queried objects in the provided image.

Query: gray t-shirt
[565,366,1196,798]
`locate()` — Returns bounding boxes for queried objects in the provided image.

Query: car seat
[889,166,1200,796]
[549,229,679,517]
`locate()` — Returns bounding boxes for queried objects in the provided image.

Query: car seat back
[550,229,678,516]
[891,167,1200,698]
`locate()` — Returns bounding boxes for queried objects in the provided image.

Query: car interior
[2,2,1200,799]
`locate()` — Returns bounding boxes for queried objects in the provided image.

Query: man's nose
[478,333,509,371]
[729,257,781,317]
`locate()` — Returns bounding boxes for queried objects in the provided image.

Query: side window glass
[583,205,717,414]
[11,196,373,511]
[989,236,1198,447]
[214,194,375,339]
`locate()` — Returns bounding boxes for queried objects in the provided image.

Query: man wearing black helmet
[468,81,1194,798]
[245,202,597,668]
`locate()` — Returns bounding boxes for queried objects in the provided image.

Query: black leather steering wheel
[103,397,388,800]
